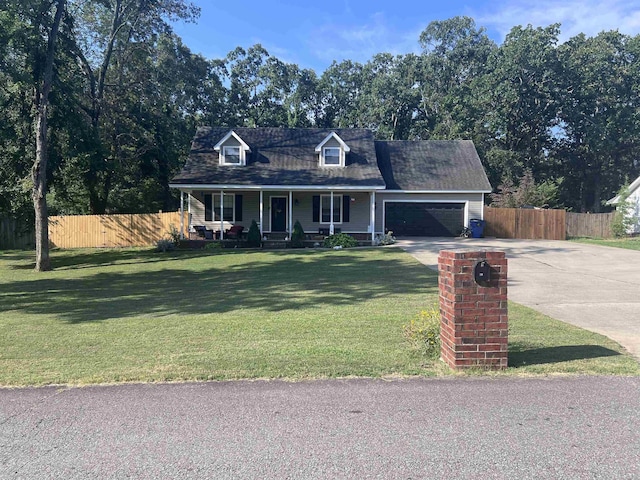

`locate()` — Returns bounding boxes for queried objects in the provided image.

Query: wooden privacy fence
[49,212,186,248]
[0,217,35,249]
[484,207,566,240]
[566,212,615,238]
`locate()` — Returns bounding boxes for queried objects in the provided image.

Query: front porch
[176,188,383,243]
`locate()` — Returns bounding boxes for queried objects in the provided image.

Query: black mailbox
[474,261,491,284]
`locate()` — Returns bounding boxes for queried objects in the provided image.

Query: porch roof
[168,184,385,191]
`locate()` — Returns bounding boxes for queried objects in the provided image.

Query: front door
[271,197,287,232]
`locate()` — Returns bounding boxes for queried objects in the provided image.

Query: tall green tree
[415,16,496,140]
[0,0,67,270]
[33,0,65,270]
[61,0,200,213]
[316,60,365,128]
[358,53,421,140]
[0,10,34,231]
[556,31,639,211]
[480,24,561,188]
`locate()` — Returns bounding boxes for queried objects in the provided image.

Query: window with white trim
[214,193,235,221]
[322,147,341,166]
[320,195,342,223]
[222,145,241,165]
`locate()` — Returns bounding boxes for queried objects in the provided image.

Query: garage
[385,202,465,237]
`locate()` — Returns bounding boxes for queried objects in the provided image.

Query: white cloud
[477,0,640,41]
[308,12,422,67]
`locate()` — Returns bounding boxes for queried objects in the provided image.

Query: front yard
[570,236,640,251]
[0,247,637,386]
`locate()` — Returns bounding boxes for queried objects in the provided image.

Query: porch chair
[225,225,245,239]
[193,225,206,238]
[193,225,214,240]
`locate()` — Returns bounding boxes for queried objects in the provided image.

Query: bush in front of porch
[290,220,305,248]
[247,220,261,247]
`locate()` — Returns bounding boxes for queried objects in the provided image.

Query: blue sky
[172,0,640,73]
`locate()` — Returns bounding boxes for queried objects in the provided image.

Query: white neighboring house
[606,175,640,234]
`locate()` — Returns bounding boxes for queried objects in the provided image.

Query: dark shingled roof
[171,128,491,192]
[171,127,386,187]
[375,140,492,191]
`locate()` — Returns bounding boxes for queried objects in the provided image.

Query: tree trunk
[33,106,51,271]
[32,0,65,271]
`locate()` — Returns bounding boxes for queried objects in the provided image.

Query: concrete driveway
[397,237,640,359]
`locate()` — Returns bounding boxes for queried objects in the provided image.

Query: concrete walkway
[397,237,640,359]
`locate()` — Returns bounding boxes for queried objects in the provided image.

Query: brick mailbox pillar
[438,250,508,370]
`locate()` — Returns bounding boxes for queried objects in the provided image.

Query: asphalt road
[1,377,639,479]
[397,237,640,359]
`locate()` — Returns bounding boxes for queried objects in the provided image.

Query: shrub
[156,238,175,252]
[290,220,305,248]
[204,241,223,250]
[323,233,358,248]
[611,185,637,238]
[402,306,441,358]
[158,224,182,252]
[167,224,181,244]
[247,220,261,247]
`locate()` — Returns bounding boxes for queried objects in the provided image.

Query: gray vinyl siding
[188,190,375,233]
[222,137,241,147]
[375,192,485,233]
[324,138,341,148]
[292,192,372,233]
[189,191,260,232]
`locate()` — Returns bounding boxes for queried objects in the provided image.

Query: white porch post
[329,191,334,235]
[219,190,224,240]
[259,190,264,237]
[179,191,185,240]
[370,190,376,243]
[288,190,293,237]
[187,192,192,234]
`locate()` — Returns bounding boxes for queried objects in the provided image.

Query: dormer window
[213,130,251,166]
[315,131,350,168]
[222,146,241,165]
[323,147,341,166]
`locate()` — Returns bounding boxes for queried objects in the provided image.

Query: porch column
[187,191,192,234]
[370,190,376,243]
[329,191,334,235]
[179,191,185,240]
[288,190,293,237]
[219,190,224,240]
[259,190,264,237]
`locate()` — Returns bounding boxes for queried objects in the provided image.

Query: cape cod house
[169,127,491,241]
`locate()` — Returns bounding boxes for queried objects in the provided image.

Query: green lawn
[570,236,640,251]
[0,247,637,386]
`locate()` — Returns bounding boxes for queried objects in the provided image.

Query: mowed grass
[570,236,640,251]
[0,247,637,386]
[506,302,638,375]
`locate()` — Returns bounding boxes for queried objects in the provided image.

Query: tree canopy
[2,9,640,257]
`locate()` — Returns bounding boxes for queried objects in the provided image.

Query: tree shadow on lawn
[509,345,622,367]
[0,249,438,324]
[5,248,198,271]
